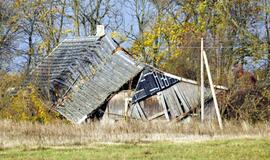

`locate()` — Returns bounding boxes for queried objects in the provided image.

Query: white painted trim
[76,115,88,124]
[116,51,136,65]
[163,71,228,90]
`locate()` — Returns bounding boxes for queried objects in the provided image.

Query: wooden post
[124,98,131,120]
[203,50,223,129]
[157,92,170,121]
[201,38,204,122]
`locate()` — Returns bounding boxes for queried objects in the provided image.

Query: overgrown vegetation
[219,70,270,123]
[220,85,270,123]
[0,72,58,123]
[0,72,23,111]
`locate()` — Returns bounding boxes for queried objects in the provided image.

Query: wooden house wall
[103,81,214,122]
[103,90,131,120]
[204,101,216,120]
[139,96,164,119]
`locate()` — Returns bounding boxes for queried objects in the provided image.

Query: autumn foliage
[0,72,58,123]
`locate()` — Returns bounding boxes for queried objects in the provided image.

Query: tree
[262,0,270,69]
[76,0,123,36]
[12,0,46,75]
[73,0,80,36]
[37,0,69,55]
[0,0,20,71]
[124,0,160,63]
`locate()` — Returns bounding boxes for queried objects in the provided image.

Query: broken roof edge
[29,39,66,76]
[29,34,113,75]
[144,64,228,91]
[164,71,228,91]
[74,67,144,124]
[115,44,228,92]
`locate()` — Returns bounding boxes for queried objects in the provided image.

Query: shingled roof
[31,35,144,123]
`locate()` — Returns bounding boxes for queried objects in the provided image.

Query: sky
[6,0,269,73]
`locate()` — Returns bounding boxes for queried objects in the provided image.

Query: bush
[0,72,24,111]
[220,80,270,123]
[0,72,59,124]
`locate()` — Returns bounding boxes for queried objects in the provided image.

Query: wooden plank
[139,100,145,111]
[174,84,191,110]
[129,104,141,119]
[171,107,197,123]
[162,89,179,118]
[172,85,190,112]
[124,98,131,120]
[166,88,182,115]
[136,103,147,120]
[148,111,165,121]
[157,92,170,121]
[169,88,184,115]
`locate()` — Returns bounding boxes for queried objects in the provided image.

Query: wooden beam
[173,84,190,113]
[124,98,131,120]
[162,90,178,118]
[203,50,223,129]
[148,112,165,121]
[136,103,147,120]
[171,107,196,123]
[157,92,170,121]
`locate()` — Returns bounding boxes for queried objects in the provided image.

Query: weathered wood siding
[104,81,214,122]
[103,90,131,120]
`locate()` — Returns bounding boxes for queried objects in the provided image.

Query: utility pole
[201,38,204,122]
[201,38,223,129]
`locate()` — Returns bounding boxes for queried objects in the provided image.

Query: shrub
[0,72,24,111]
[220,80,270,123]
[0,85,56,124]
[0,72,59,124]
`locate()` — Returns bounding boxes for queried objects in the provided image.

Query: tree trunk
[265,10,270,69]
[73,0,80,36]
[26,35,33,76]
[57,0,66,43]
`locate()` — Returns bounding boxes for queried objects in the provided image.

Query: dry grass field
[0,120,270,148]
[0,120,270,159]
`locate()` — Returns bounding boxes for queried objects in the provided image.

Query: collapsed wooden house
[29,34,225,124]
[103,66,219,122]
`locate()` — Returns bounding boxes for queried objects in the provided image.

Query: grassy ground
[1,120,270,159]
[0,138,270,160]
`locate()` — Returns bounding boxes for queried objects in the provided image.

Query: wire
[175,46,235,49]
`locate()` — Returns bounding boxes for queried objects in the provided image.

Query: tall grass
[0,119,269,149]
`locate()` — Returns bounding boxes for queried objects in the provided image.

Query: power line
[175,46,269,51]
[176,46,235,49]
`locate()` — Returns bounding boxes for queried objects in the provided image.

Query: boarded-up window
[139,95,164,118]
